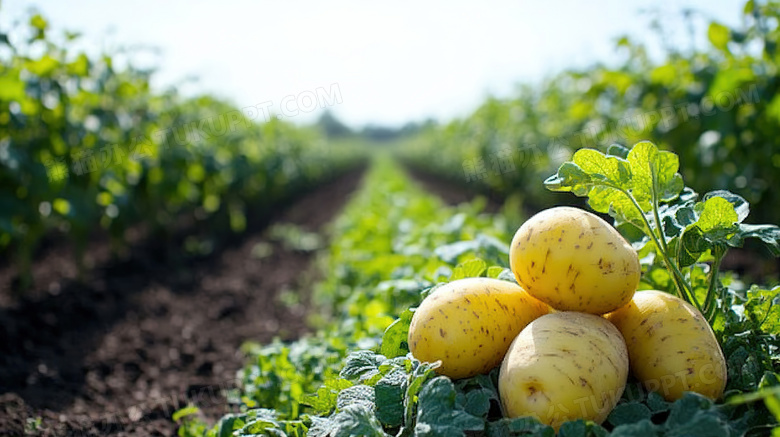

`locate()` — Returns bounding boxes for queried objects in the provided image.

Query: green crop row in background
[0,11,363,289]
[402,1,780,226]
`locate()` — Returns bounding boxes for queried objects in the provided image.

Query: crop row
[402,3,780,224]
[176,153,780,436]
[0,13,361,289]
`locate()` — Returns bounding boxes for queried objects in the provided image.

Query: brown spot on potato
[439,328,446,337]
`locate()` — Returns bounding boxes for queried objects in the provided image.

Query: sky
[3,1,746,128]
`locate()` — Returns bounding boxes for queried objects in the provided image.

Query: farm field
[2,2,780,437]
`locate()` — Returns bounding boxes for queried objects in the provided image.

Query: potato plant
[179,150,780,437]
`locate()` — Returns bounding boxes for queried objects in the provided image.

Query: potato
[605,290,727,401]
[408,277,549,379]
[509,206,640,314]
[499,312,629,429]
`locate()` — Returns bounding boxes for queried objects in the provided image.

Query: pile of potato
[408,206,727,429]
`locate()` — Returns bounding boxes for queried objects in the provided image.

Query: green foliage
[402,2,780,229]
[547,141,780,322]
[0,10,362,289]
[177,156,780,436]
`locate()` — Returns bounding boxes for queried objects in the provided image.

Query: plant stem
[704,247,725,322]
[623,188,703,313]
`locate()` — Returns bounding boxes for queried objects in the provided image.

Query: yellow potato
[605,290,727,401]
[499,312,629,430]
[408,277,549,379]
[510,206,640,314]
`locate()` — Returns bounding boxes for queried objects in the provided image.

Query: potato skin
[604,290,727,401]
[510,207,640,314]
[408,277,549,379]
[499,312,629,429]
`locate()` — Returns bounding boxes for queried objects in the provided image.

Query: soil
[0,167,365,437]
[404,165,502,213]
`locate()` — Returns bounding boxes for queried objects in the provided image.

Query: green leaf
[607,143,630,159]
[609,419,660,437]
[487,266,505,278]
[607,402,652,427]
[0,76,26,101]
[557,419,608,437]
[744,286,780,333]
[336,384,375,412]
[26,55,59,77]
[646,391,670,413]
[415,377,484,436]
[315,404,389,437]
[696,196,738,233]
[340,351,387,381]
[665,394,714,428]
[381,308,414,358]
[708,22,731,52]
[304,378,353,414]
[730,224,780,256]
[172,405,200,422]
[486,417,555,437]
[450,258,487,280]
[215,414,244,437]
[626,141,683,204]
[374,369,405,428]
[434,240,479,264]
[460,388,493,418]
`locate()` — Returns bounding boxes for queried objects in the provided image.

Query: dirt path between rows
[0,168,365,437]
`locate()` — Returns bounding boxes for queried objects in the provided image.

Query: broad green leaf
[340,351,387,381]
[544,161,594,197]
[172,405,200,422]
[609,420,660,437]
[587,184,645,227]
[304,378,353,414]
[486,417,554,437]
[744,286,780,334]
[450,258,487,280]
[730,224,780,255]
[607,143,630,159]
[708,22,731,52]
[486,266,505,278]
[30,14,48,32]
[26,55,59,77]
[573,148,631,188]
[703,191,749,223]
[415,377,484,436]
[336,384,374,412]
[607,402,652,427]
[374,370,406,427]
[696,196,738,233]
[435,240,479,264]
[0,76,26,101]
[646,391,670,413]
[557,419,608,437]
[460,388,493,418]
[380,309,414,358]
[319,404,389,437]
[626,141,683,203]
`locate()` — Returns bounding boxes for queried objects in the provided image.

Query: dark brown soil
[0,168,365,437]
[404,165,502,213]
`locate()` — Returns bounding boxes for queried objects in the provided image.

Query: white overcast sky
[3,1,745,128]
